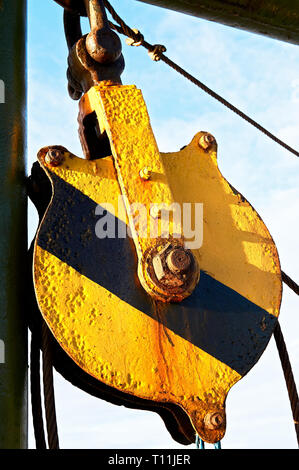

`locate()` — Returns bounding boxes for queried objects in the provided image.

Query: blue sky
[27,0,299,449]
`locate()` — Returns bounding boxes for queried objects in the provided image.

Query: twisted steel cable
[103,0,299,158]
[274,323,299,446]
[282,271,299,296]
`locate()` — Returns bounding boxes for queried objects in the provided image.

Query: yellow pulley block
[33,83,282,443]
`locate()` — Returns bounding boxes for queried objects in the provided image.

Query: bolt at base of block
[204,412,224,430]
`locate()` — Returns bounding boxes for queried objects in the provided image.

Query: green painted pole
[137,0,299,45]
[0,0,28,449]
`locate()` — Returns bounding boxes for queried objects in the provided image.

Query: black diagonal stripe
[37,171,277,376]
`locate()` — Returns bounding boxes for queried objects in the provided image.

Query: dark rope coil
[30,328,47,449]
[274,323,299,446]
[282,271,299,296]
[41,321,60,450]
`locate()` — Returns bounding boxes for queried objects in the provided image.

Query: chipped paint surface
[34,85,282,443]
[81,85,195,301]
[161,133,282,317]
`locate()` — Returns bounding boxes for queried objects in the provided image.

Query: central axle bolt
[167,248,191,274]
[204,412,224,430]
[143,242,200,302]
[45,149,64,167]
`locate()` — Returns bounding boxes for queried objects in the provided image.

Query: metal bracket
[61,0,125,99]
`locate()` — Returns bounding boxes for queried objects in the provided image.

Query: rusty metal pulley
[30,0,283,446]
[32,81,282,444]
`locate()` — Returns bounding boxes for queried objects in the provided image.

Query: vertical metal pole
[0,0,28,448]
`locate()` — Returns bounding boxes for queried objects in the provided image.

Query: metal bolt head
[86,29,122,64]
[144,241,200,301]
[204,412,224,430]
[45,149,64,167]
[167,248,191,274]
[198,133,216,150]
[139,166,152,181]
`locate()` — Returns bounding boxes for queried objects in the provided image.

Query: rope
[103,0,299,159]
[274,323,299,446]
[282,271,299,296]
[195,434,205,449]
[279,273,299,446]
[41,321,60,449]
[280,272,299,446]
[30,329,47,449]
[195,435,221,449]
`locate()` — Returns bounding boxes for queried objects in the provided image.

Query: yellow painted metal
[34,100,281,442]
[162,134,282,317]
[80,84,200,302]
[35,150,240,444]
[83,85,176,252]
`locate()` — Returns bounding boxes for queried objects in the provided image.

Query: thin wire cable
[103,0,299,158]
[282,271,299,296]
